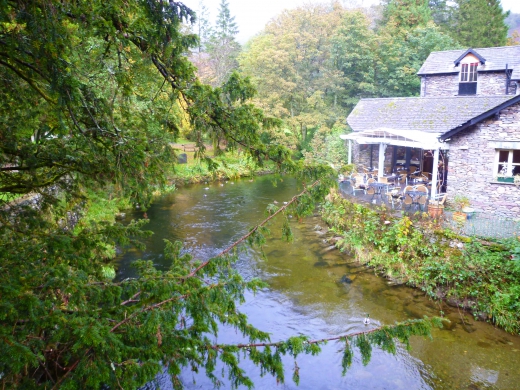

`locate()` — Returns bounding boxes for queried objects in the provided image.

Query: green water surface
[118,175,520,390]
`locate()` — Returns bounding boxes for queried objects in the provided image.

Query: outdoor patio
[338,179,520,240]
[338,177,434,212]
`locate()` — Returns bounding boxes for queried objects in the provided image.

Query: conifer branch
[211,317,440,350]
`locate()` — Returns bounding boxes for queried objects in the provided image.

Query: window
[460,63,478,82]
[495,150,520,176]
[459,62,478,95]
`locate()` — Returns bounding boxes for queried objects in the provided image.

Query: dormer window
[455,50,484,96]
[460,62,478,82]
[458,60,478,95]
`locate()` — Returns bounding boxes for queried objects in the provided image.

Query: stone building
[343,45,520,218]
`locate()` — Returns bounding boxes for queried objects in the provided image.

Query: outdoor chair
[397,173,408,186]
[386,187,402,209]
[351,174,367,195]
[402,185,415,210]
[403,192,414,209]
[366,178,376,197]
[413,185,428,211]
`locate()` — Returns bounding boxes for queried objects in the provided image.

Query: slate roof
[417,45,520,80]
[347,95,515,135]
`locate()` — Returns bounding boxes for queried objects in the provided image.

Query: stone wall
[478,72,517,96]
[421,74,459,97]
[447,101,520,218]
[352,143,394,173]
[352,143,378,170]
[421,72,518,97]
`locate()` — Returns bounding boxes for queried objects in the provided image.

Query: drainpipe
[505,63,509,95]
[348,140,352,165]
[370,145,374,169]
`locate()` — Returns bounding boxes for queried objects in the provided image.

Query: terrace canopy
[340,128,446,199]
[343,95,516,200]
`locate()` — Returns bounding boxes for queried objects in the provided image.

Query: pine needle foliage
[0,1,440,388]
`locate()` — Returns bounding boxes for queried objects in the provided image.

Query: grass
[170,150,276,185]
[74,187,132,231]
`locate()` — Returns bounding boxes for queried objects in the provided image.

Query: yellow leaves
[0,21,26,33]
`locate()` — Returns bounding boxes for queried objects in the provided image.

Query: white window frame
[494,149,520,176]
[460,62,478,82]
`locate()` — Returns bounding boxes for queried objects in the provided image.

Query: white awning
[340,128,448,150]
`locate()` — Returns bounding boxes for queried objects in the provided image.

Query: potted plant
[452,194,471,223]
[428,193,446,219]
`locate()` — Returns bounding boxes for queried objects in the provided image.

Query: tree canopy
[238,1,457,165]
[429,0,510,47]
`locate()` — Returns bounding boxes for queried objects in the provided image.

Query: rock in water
[339,275,353,284]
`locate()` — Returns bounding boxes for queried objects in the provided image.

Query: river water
[117,175,520,390]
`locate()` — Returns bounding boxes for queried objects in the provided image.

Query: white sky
[180,0,520,43]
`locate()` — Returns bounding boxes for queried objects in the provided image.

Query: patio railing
[452,212,520,240]
[338,180,520,240]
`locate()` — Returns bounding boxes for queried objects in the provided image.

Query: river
[117,175,520,390]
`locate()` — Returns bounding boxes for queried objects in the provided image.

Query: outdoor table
[369,182,390,202]
[409,177,428,185]
[383,175,399,183]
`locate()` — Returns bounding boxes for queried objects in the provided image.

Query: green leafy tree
[443,0,510,47]
[239,3,346,152]
[0,1,440,388]
[428,0,452,27]
[330,10,378,110]
[375,22,460,96]
[329,4,457,100]
[380,0,432,33]
[373,0,459,96]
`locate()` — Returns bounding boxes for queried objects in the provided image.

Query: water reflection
[118,176,520,389]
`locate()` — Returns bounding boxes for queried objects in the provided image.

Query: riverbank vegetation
[322,193,520,334]
[172,151,278,184]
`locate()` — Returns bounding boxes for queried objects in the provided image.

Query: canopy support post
[378,143,386,179]
[431,149,440,200]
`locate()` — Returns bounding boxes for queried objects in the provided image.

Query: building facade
[345,45,520,218]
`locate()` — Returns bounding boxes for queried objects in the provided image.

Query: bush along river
[116,175,520,389]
